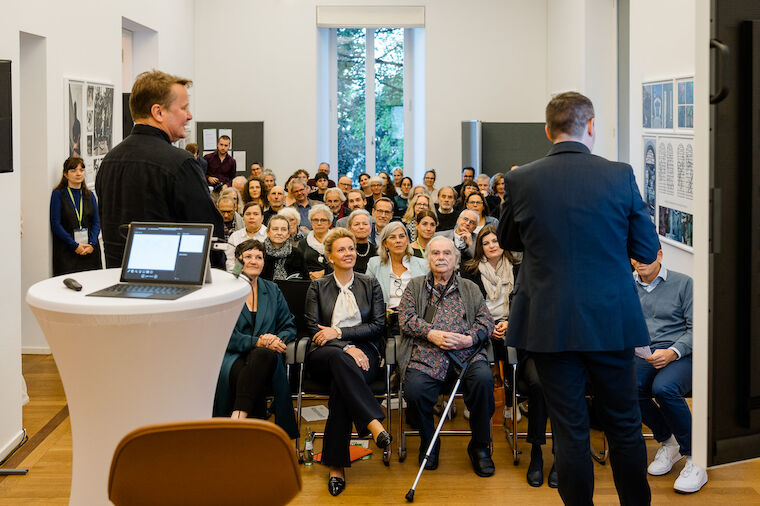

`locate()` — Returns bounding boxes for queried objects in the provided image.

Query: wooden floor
[2,355,760,505]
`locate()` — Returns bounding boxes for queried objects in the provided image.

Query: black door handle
[710,38,730,104]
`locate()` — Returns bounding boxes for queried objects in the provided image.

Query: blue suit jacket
[498,141,659,352]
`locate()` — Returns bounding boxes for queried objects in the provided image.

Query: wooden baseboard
[21,347,51,355]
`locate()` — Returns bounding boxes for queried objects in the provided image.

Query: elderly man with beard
[398,235,495,477]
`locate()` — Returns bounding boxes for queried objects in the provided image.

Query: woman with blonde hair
[304,228,390,496]
[402,193,436,242]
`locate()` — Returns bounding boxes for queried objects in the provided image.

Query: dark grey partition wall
[0,60,12,173]
[480,122,551,175]
[196,121,264,177]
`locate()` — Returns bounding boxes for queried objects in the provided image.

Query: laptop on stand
[88,222,213,301]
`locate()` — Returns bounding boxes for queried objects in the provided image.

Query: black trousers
[404,359,494,453]
[533,349,650,506]
[519,354,550,447]
[307,344,385,468]
[229,347,278,417]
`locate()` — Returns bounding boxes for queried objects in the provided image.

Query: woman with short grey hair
[296,204,333,279]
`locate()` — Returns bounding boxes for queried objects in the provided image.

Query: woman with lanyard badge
[50,156,102,276]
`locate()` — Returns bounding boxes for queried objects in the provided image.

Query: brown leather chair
[109,419,301,506]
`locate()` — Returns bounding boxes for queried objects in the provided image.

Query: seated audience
[410,184,428,199]
[423,169,438,203]
[50,156,103,276]
[487,173,505,217]
[304,228,390,496]
[221,186,244,214]
[365,176,386,212]
[250,162,263,179]
[309,172,330,202]
[261,169,276,191]
[399,236,496,476]
[411,210,438,258]
[347,209,377,274]
[217,196,243,240]
[336,189,370,228]
[277,207,304,244]
[403,193,436,242]
[392,167,404,191]
[632,249,705,493]
[288,178,316,232]
[185,143,208,175]
[435,209,478,264]
[232,175,248,196]
[323,187,347,225]
[296,204,333,279]
[476,174,491,198]
[394,176,413,220]
[465,192,498,233]
[307,162,335,189]
[435,186,459,232]
[337,176,353,195]
[370,197,395,246]
[213,240,298,438]
[227,202,268,271]
[260,215,307,280]
[359,172,372,197]
[456,181,480,211]
[242,176,269,210]
[263,185,286,225]
[294,169,310,185]
[366,222,428,325]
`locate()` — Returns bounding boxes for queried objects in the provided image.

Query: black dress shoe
[467,441,495,477]
[548,463,558,488]
[419,439,440,470]
[328,476,346,496]
[375,430,392,449]
[526,466,544,487]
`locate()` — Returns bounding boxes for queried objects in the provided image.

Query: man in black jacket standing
[96,70,224,268]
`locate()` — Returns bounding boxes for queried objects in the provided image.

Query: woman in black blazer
[304,228,390,497]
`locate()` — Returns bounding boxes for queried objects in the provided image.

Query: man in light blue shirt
[632,249,707,494]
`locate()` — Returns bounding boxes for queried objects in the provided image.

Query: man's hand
[645,348,677,369]
[309,270,325,280]
[428,330,473,350]
[207,176,219,184]
[492,321,508,339]
[458,230,473,247]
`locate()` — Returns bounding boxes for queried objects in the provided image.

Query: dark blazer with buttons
[304,273,386,358]
[497,141,660,353]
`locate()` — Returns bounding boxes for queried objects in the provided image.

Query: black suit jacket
[304,273,386,358]
[497,141,659,353]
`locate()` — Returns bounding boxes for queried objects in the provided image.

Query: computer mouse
[63,278,82,292]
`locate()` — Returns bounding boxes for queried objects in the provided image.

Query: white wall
[193,0,550,189]
[0,0,195,460]
[629,0,696,276]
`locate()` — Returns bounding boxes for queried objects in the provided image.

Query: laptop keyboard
[103,284,191,295]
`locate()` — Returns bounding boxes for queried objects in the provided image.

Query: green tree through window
[337,28,404,184]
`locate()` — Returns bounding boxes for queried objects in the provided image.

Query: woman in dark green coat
[213,239,298,438]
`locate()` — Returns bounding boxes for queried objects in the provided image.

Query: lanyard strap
[66,187,83,228]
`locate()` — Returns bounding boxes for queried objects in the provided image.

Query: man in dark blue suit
[498,92,659,505]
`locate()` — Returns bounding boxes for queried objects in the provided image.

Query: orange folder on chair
[314,445,373,463]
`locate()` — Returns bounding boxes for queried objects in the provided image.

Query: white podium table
[26,268,250,505]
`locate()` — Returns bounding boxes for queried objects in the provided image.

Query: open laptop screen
[120,223,212,285]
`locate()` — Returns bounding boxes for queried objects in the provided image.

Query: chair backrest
[109,419,301,506]
[275,279,312,338]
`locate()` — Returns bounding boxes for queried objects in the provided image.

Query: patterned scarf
[265,238,292,280]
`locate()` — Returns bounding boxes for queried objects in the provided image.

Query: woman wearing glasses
[465,192,499,234]
[304,228,390,496]
[296,204,333,280]
[366,221,428,333]
[213,239,298,438]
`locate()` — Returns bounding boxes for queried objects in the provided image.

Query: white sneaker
[647,442,683,476]
[503,405,522,423]
[674,458,708,493]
